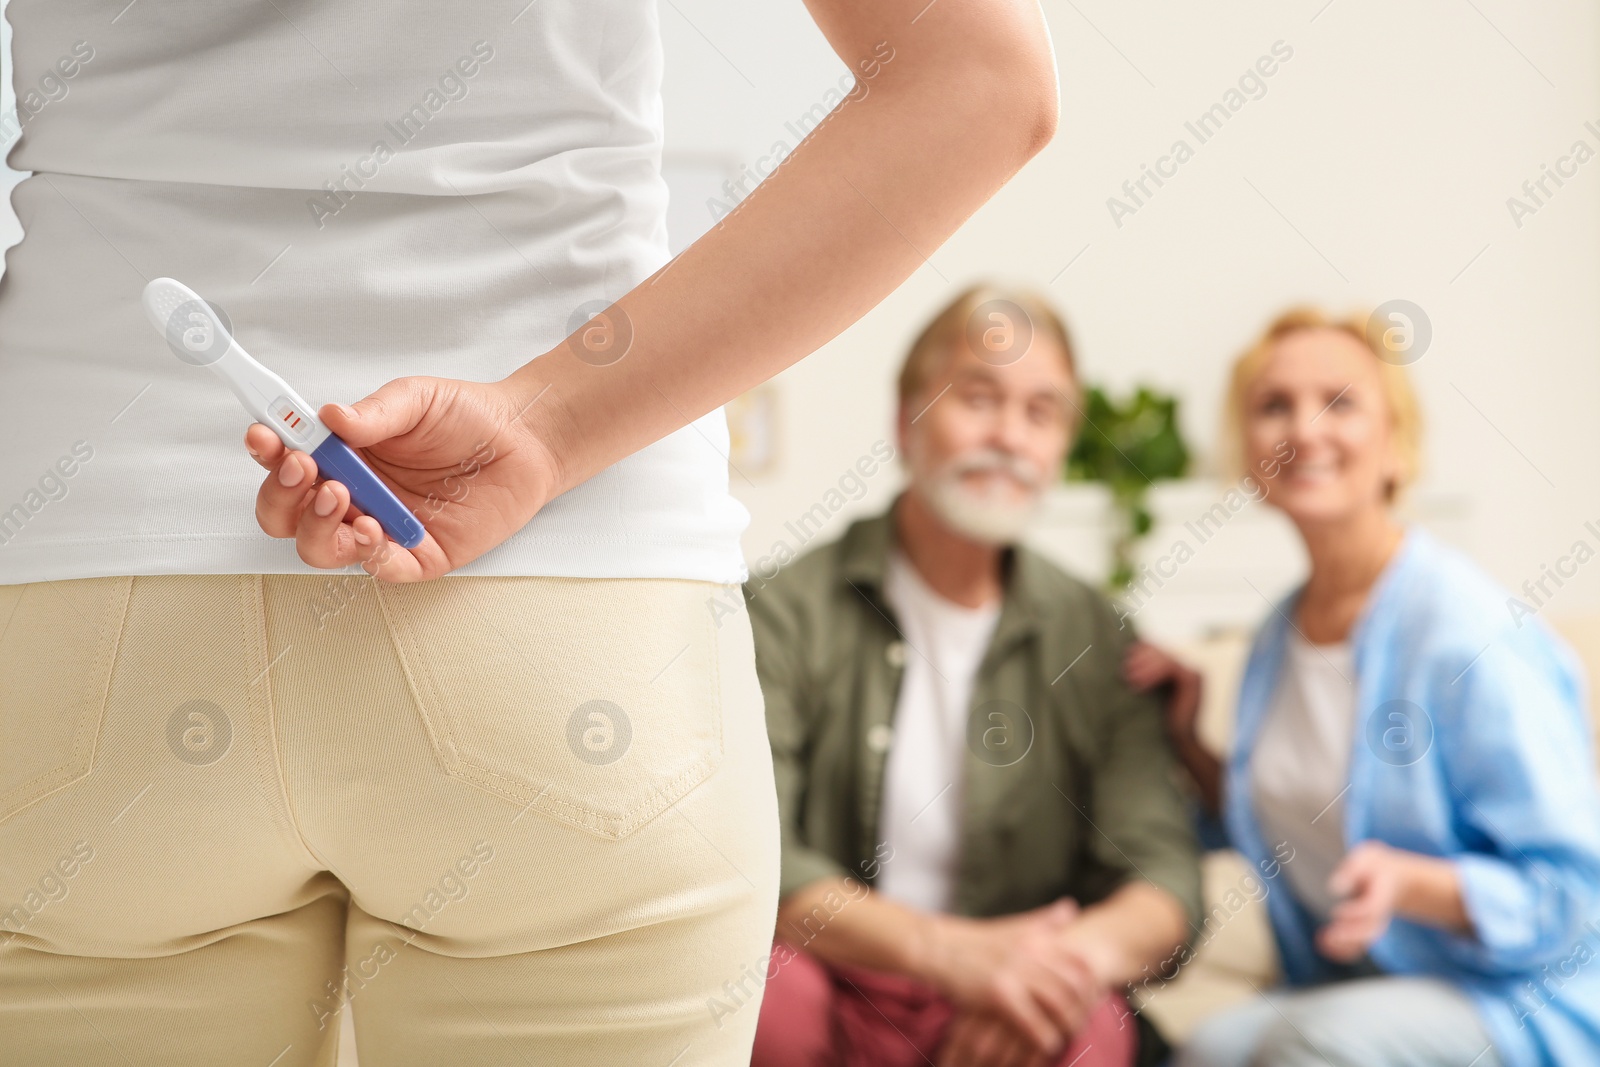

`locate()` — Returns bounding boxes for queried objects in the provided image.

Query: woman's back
[0,0,749,583]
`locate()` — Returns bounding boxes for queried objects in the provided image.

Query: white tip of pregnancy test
[141,276,204,333]
[143,277,236,367]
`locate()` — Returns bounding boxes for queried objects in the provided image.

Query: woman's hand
[1318,841,1403,961]
[244,0,1061,583]
[236,0,1058,587]
[1319,841,1472,961]
[244,375,560,582]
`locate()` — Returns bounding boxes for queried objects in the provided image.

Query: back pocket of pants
[375,576,724,840]
[0,576,133,825]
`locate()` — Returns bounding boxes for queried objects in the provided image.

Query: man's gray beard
[920,469,1043,546]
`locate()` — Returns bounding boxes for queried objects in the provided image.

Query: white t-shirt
[1251,633,1358,921]
[875,548,1002,913]
[0,1,749,584]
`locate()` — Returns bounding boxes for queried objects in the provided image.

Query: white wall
[660,0,1600,616]
[5,1,1596,617]
[0,1,19,253]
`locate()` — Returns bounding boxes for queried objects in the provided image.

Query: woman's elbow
[897,8,1061,165]
[939,56,1059,177]
[1018,75,1059,160]
[1022,38,1061,156]
[987,31,1060,161]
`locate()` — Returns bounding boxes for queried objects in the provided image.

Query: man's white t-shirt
[0,0,749,584]
[875,548,1002,913]
[1251,634,1358,921]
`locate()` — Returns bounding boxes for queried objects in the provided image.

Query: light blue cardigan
[1223,526,1600,1067]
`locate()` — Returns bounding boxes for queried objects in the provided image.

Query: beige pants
[0,573,780,1065]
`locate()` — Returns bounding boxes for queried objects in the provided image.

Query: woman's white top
[1250,633,1358,921]
[875,548,1002,913]
[0,0,749,584]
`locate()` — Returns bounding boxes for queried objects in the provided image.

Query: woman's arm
[512,0,1059,499]
[1317,842,1471,961]
[1169,731,1224,820]
[249,0,1060,581]
[1320,633,1600,969]
[1392,851,1472,930]
[1123,640,1224,816]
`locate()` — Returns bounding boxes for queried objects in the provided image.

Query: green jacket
[743,502,1202,930]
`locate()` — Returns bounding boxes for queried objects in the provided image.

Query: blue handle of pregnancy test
[309,434,426,549]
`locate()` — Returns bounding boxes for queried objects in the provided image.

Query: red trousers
[749,940,1139,1067]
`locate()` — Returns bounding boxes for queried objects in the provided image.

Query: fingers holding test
[292,477,370,570]
[244,423,286,470]
[247,388,453,580]
[357,528,438,583]
[317,377,435,449]
[251,448,371,571]
[255,450,318,538]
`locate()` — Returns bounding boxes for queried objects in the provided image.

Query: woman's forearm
[1396,850,1472,933]
[503,0,1059,498]
[1174,733,1225,818]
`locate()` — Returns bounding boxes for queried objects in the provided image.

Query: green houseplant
[1065,385,1191,590]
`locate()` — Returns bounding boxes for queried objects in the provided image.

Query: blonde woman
[1125,309,1600,1067]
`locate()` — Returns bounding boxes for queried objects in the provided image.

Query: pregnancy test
[141,277,426,549]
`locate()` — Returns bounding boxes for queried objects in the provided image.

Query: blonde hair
[1223,306,1423,503]
[897,284,1081,415]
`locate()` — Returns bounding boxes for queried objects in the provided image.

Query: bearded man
[744,285,1202,1067]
